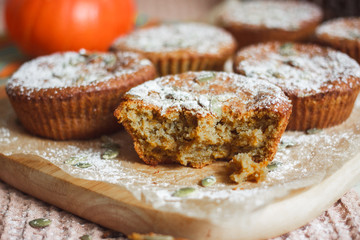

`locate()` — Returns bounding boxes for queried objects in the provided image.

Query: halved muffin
[234,42,360,130]
[6,50,156,140]
[114,72,292,183]
[111,22,236,76]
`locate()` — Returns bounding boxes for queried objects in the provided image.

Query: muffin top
[112,23,236,55]
[218,0,322,31]
[234,42,360,97]
[316,17,360,41]
[7,50,154,96]
[123,71,291,117]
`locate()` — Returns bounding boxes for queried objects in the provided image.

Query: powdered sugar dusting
[316,18,360,41]
[1,96,360,223]
[235,43,360,96]
[6,51,152,94]
[219,1,322,30]
[126,71,291,116]
[113,23,235,54]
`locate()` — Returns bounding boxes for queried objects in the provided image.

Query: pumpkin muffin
[111,23,236,76]
[217,0,323,49]
[316,17,360,64]
[234,42,360,131]
[114,71,292,183]
[6,50,156,140]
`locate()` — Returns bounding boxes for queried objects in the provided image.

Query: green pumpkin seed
[29,218,52,228]
[80,234,92,240]
[306,128,322,135]
[102,148,119,160]
[171,187,197,197]
[195,72,216,83]
[104,55,117,68]
[279,43,295,56]
[73,162,92,168]
[143,235,174,240]
[64,156,87,165]
[52,73,63,78]
[75,76,85,85]
[100,136,120,149]
[267,161,281,171]
[201,176,216,187]
[348,31,360,39]
[210,97,223,116]
[272,71,284,79]
[279,139,298,150]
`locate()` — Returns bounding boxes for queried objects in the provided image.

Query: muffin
[114,71,292,183]
[316,18,360,64]
[216,0,323,49]
[6,50,156,140]
[111,23,236,76]
[234,42,360,131]
[304,0,360,20]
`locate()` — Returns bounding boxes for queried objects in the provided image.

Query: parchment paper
[1,96,360,225]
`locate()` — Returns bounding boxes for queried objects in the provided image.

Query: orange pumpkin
[5,0,136,57]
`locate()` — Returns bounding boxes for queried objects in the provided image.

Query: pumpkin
[5,0,136,57]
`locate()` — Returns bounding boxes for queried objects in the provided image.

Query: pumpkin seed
[100,136,120,149]
[195,72,216,83]
[52,73,63,78]
[272,71,284,78]
[279,43,295,56]
[306,128,322,135]
[201,176,216,187]
[29,218,51,228]
[73,162,92,168]
[80,234,92,240]
[279,139,298,150]
[348,31,360,39]
[104,55,117,67]
[267,161,281,171]
[64,156,87,165]
[75,76,85,85]
[171,187,196,197]
[210,96,223,116]
[102,148,119,160]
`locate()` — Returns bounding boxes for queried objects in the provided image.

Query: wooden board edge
[246,150,360,239]
[1,150,360,240]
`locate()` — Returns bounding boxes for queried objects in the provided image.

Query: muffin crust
[111,23,236,76]
[234,42,360,130]
[6,50,156,140]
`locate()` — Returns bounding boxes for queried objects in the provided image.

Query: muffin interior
[117,101,284,183]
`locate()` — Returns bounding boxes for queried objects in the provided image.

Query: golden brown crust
[111,23,236,76]
[316,17,360,64]
[6,51,156,140]
[234,42,360,130]
[218,1,323,49]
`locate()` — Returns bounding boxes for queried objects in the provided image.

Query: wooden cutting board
[1,86,360,240]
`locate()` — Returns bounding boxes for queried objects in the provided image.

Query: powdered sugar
[235,43,360,97]
[112,23,235,54]
[6,51,152,94]
[316,18,360,41]
[219,1,322,31]
[1,96,360,224]
[126,71,291,116]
